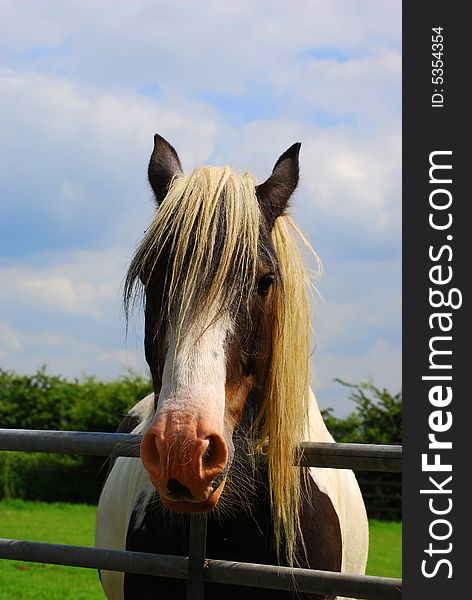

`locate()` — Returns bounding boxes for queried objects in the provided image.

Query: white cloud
[20,276,111,318]
[213,118,401,258]
[98,348,141,370]
[0,326,144,379]
[313,259,401,349]
[312,339,401,415]
[0,246,148,377]
[0,248,124,318]
[0,65,400,258]
[301,127,401,231]
[0,69,222,218]
[27,330,97,353]
[314,338,401,390]
[0,1,401,97]
[0,322,23,357]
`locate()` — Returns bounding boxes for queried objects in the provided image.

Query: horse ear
[256,143,301,229]
[148,134,183,204]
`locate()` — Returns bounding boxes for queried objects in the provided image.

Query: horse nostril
[140,429,162,473]
[203,436,215,466]
[203,434,227,469]
[167,478,194,500]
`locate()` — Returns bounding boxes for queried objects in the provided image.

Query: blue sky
[0,0,401,416]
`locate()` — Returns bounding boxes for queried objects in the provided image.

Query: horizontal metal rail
[0,429,402,598]
[0,429,142,457]
[0,538,188,578]
[297,441,402,472]
[0,539,401,600]
[0,429,402,472]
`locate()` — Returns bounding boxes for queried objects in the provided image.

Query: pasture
[0,499,401,599]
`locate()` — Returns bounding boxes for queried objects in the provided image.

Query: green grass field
[0,499,401,599]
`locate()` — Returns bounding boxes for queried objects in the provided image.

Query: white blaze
[153,314,232,433]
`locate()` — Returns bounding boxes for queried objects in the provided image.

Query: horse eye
[257,273,275,296]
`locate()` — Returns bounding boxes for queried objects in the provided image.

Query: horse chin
[160,480,226,513]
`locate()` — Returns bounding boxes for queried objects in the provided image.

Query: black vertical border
[403,2,467,598]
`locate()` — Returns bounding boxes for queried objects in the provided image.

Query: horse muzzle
[140,420,230,512]
[159,479,227,513]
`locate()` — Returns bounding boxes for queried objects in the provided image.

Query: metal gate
[0,429,402,599]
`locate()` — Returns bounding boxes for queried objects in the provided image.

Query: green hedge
[0,452,104,503]
[0,368,402,517]
[0,367,152,503]
[0,367,152,433]
[322,380,402,520]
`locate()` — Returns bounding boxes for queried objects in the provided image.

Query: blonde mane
[124,167,260,343]
[256,214,319,565]
[125,165,319,565]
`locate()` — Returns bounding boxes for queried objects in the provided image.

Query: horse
[95,133,369,600]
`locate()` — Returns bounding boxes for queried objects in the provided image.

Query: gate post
[186,515,208,600]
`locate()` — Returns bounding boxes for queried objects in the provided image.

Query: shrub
[0,452,104,503]
[0,367,152,432]
[0,367,152,503]
[0,368,402,514]
[321,380,402,520]
[322,379,402,445]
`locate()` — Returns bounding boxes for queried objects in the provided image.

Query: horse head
[127,134,302,513]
